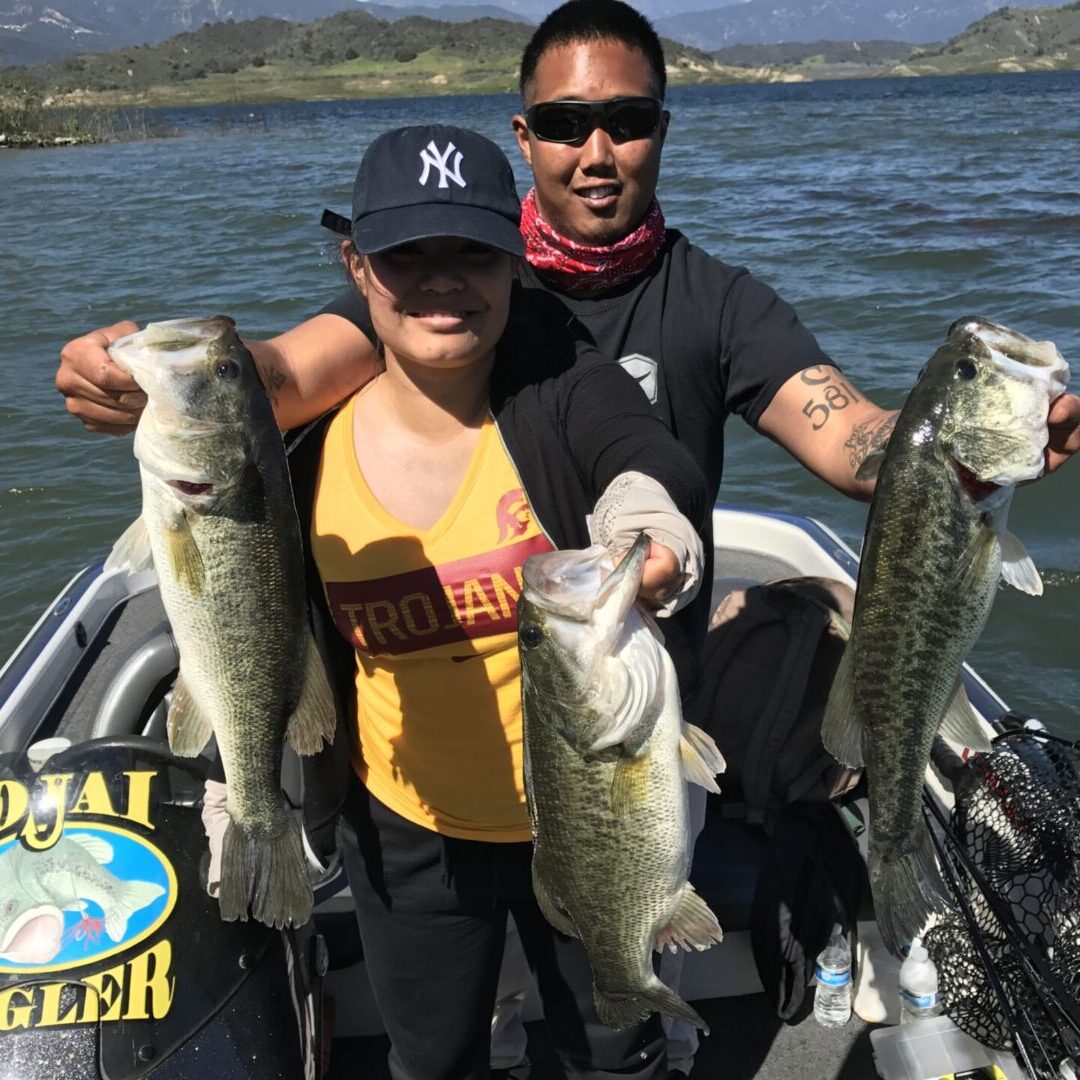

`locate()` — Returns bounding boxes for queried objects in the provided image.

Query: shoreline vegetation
[0,88,164,148]
[2,2,1079,148]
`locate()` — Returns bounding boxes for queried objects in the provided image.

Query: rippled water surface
[2,73,1078,730]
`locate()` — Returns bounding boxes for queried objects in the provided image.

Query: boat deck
[328,996,878,1079]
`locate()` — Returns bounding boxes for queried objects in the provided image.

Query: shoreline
[4,63,1075,147]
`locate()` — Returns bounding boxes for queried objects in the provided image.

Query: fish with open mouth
[823,317,1069,956]
[0,834,165,966]
[518,534,725,1031]
[106,316,336,930]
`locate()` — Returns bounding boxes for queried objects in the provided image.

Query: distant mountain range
[0,1,533,65]
[654,0,1055,50]
[4,0,1079,110]
[0,0,1071,66]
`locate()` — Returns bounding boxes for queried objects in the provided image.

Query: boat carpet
[326,995,878,1079]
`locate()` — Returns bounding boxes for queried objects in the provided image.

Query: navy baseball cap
[340,125,524,257]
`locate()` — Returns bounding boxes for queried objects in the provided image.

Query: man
[56,3,1080,482]
[55,1,1080,1075]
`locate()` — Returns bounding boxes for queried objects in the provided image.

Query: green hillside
[892,1,1080,75]
[713,40,918,68]
[3,1,1080,140]
[0,10,766,109]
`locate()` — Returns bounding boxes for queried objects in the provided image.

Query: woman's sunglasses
[524,97,663,145]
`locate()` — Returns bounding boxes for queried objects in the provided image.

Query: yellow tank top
[311,395,553,841]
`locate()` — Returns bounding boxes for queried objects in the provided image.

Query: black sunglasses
[524,97,663,145]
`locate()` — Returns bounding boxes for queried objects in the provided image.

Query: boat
[0,504,1054,1079]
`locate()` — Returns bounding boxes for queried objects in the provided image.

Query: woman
[280,124,707,1080]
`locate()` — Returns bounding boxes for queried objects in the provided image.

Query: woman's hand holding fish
[56,321,145,435]
[589,470,704,616]
[1046,392,1080,474]
[637,541,686,610]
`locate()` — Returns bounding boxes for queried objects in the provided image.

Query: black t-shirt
[322,230,829,503]
[318,230,831,693]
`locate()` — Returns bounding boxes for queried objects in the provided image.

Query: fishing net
[923,732,1080,1079]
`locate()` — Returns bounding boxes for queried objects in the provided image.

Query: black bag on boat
[689,576,860,811]
[689,576,867,1019]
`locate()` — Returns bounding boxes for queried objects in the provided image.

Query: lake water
[1,72,1078,732]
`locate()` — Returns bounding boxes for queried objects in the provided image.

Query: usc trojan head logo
[495,489,531,544]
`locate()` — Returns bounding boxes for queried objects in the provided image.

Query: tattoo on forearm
[257,360,288,406]
[799,366,861,431]
[844,413,899,471]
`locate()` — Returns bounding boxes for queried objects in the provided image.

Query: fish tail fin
[285,634,337,756]
[594,978,710,1035]
[104,879,167,942]
[870,829,951,956]
[217,814,313,929]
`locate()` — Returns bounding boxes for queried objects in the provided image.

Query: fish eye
[216,360,240,380]
[520,624,543,649]
[955,359,978,380]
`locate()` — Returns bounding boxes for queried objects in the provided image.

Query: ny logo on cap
[419,141,466,190]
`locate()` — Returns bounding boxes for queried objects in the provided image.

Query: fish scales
[519,536,725,1031]
[106,317,336,929]
[525,659,689,991]
[144,477,305,834]
[823,318,1069,956]
[856,405,1001,857]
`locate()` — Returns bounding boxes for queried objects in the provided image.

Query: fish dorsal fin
[654,883,723,954]
[820,640,866,768]
[854,449,886,484]
[679,723,724,793]
[104,517,154,575]
[167,673,214,757]
[938,680,993,753]
[67,832,114,864]
[1000,530,1043,596]
[285,634,337,756]
[531,870,578,939]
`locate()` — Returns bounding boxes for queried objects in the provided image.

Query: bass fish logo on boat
[0,769,178,1031]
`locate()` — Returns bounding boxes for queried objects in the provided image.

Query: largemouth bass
[105,316,335,929]
[0,834,165,965]
[823,317,1069,956]
[519,534,725,1031]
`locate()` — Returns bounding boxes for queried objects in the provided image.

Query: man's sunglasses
[524,97,663,145]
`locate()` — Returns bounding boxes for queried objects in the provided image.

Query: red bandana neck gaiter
[519,187,666,296]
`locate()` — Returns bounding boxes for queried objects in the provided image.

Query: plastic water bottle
[899,938,943,1023]
[814,924,852,1027]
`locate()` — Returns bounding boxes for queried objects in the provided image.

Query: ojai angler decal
[0,770,178,1031]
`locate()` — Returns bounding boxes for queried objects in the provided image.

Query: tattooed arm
[245,314,378,431]
[756,365,898,501]
[58,314,378,435]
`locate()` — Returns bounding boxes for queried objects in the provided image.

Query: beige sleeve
[587,471,704,617]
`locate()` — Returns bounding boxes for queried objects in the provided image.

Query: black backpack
[690,576,860,811]
[689,576,867,1019]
